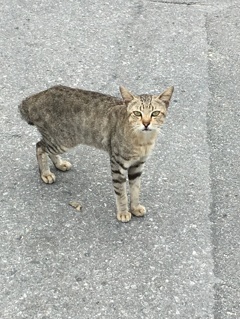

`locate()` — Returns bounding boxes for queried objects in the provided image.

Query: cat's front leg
[128,161,146,217]
[110,157,131,222]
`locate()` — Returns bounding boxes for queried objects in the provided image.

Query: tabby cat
[19,85,174,222]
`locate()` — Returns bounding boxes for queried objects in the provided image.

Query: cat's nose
[143,121,150,128]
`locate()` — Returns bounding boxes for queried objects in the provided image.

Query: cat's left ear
[119,86,135,105]
[158,86,174,107]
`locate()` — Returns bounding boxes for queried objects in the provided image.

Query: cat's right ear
[119,86,135,105]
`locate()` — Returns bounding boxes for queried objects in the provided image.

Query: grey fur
[19,85,174,222]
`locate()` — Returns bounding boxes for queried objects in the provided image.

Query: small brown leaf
[69,201,82,211]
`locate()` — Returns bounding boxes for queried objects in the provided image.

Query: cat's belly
[73,134,110,152]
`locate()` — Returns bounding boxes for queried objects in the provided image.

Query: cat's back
[19,85,123,125]
[47,85,121,107]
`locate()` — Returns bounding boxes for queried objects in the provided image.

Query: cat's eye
[151,111,161,117]
[133,111,142,117]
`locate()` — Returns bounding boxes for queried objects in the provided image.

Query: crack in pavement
[148,0,201,5]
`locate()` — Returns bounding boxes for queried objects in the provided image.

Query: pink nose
[143,122,150,128]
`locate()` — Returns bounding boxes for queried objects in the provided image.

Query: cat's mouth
[142,127,151,131]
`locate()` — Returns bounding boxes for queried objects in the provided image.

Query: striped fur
[19,85,173,222]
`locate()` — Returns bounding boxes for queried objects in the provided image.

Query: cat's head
[120,86,174,132]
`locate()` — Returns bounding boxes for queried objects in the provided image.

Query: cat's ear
[158,86,174,107]
[119,86,135,105]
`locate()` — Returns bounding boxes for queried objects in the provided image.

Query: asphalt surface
[0,1,239,318]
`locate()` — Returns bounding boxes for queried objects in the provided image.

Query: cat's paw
[55,160,72,172]
[131,205,146,217]
[41,171,56,184]
[117,211,132,223]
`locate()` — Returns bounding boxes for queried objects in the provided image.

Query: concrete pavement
[0,1,239,318]
[207,6,240,318]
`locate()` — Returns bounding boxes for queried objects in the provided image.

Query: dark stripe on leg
[128,172,142,180]
[114,189,121,196]
[46,144,59,155]
[111,156,128,171]
[56,146,65,154]
[112,177,126,184]
[111,169,122,174]
[130,161,145,169]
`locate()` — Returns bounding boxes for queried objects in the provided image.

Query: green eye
[133,111,142,117]
[151,111,160,117]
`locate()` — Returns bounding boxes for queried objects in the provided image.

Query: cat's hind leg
[48,154,72,172]
[36,141,56,184]
[36,141,72,183]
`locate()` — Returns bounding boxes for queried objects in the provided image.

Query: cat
[19,85,174,222]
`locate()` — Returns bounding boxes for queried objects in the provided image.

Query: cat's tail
[18,98,34,125]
